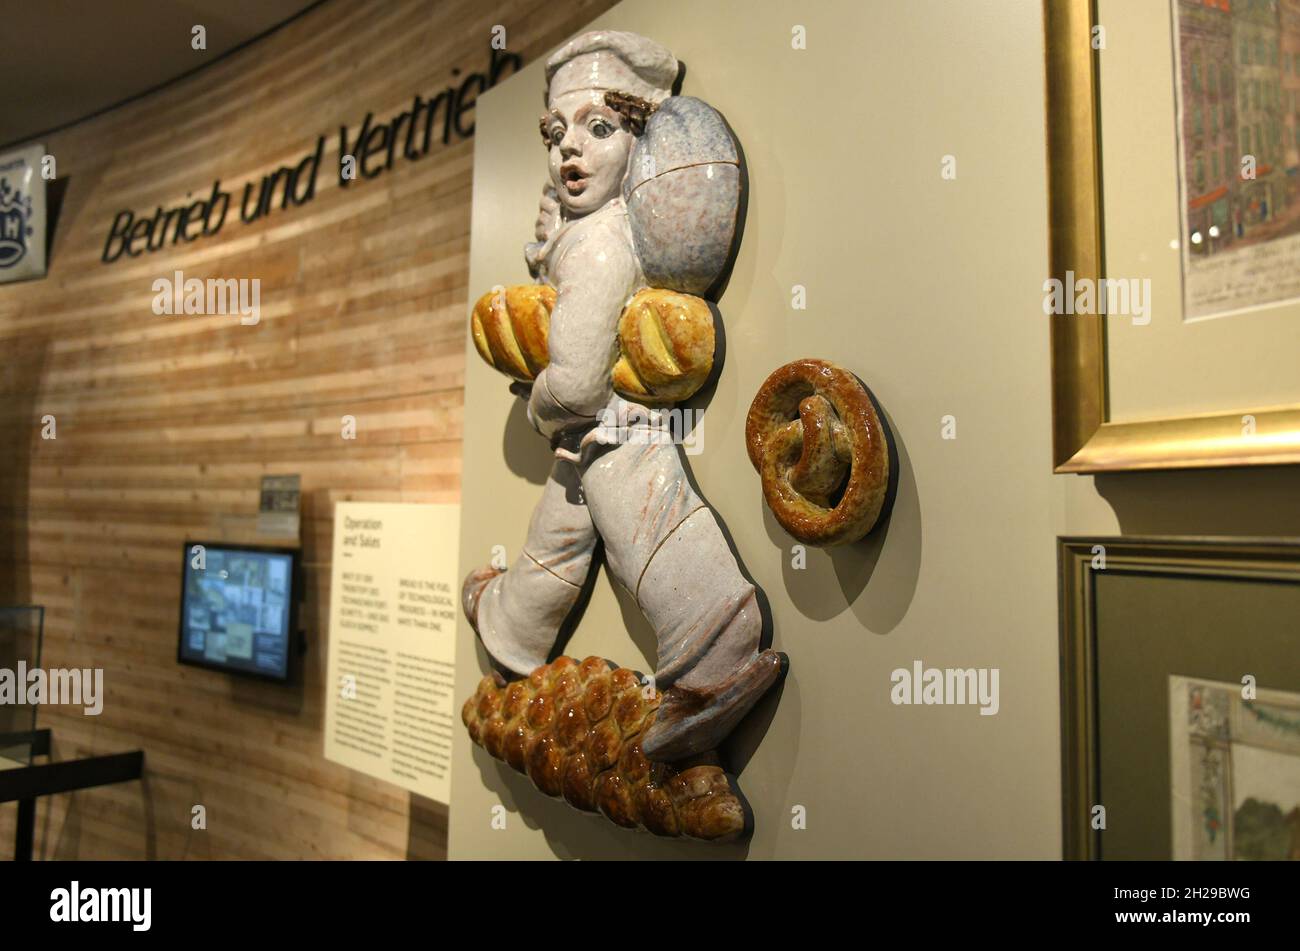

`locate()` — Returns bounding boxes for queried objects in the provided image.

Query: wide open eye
[589,118,614,139]
[549,125,565,146]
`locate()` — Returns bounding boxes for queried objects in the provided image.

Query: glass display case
[0,606,42,769]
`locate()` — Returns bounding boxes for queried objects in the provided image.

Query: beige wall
[452,0,1066,859]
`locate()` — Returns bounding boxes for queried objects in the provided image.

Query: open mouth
[561,164,588,196]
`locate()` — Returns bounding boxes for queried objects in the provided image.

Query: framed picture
[0,143,47,285]
[1058,536,1300,859]
[1045,0,1300,471]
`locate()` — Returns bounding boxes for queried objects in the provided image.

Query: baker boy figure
[463,31,783,762]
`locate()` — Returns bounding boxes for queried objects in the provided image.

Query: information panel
[324,501,460,804]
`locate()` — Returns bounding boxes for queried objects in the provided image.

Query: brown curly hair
[538,90,660,146]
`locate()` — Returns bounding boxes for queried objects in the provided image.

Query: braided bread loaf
[470,284,555,382]
[462,655,748,842]
[612,289,714,405]
[469,285,715,404]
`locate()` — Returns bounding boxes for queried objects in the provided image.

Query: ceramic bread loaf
[469,285,714,403]
[611,289,714,405]
[623,96,743,296]
[470,284,555,383]
[462,655,748,841]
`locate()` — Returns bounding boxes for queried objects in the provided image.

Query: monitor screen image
[178,544,297,681]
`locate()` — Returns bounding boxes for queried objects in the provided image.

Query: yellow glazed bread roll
[612,288,715,405]
[469,284,556,382]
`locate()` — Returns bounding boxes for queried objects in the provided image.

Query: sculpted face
[543,89,634,219]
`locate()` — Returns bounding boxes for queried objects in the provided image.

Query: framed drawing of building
[1058,536,1300,860]
[1173,0,1300,320]
[1045,0,1300,471]
[1169,675,1300,860]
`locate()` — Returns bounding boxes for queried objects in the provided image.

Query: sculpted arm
[527,228,638,438]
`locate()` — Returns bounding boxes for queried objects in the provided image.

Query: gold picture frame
[1044,0,1300,472]
[1059,535,1300,860]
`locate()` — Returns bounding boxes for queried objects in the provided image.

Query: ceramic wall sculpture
[746,359,895,546]
[461,29,784,841]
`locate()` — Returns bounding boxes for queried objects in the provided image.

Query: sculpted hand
[525,185,561,278]
[534,185,560,242]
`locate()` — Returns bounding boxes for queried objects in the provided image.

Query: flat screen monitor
[177,542,298,682]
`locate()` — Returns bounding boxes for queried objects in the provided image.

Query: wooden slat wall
[0,0,615,860]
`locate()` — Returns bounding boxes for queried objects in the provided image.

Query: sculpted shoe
[461,565,504,632]
[641,649,787,762]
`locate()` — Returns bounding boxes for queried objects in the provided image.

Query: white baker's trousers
[473,403,761,689]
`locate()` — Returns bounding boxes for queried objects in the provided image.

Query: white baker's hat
[544,30,678,105]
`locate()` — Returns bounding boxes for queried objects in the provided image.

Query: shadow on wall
[502,396,552,486]
[0,336,50,606]
[1097,466,1300,536]
[45,177,70,267]
[762,406,922,634]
